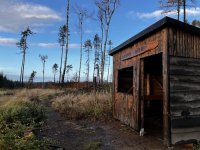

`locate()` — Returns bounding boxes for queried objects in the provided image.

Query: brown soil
[38,101,192,150]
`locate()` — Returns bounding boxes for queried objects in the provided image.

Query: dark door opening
[141,53,163,139]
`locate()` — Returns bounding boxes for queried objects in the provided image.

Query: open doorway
[141,53,163,139]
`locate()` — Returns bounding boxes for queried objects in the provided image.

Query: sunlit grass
[52,90,112,120]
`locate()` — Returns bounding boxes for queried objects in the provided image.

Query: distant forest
[0,73,20,88]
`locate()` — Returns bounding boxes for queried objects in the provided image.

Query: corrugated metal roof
[109,17,200,56]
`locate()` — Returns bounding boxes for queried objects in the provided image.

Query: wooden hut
[109,17,200,146]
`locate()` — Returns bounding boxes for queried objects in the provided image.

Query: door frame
[139,52,170,145]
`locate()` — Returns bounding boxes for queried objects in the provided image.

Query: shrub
[194,141,200,150]
[0,100,46,126]
[0,100,47,149]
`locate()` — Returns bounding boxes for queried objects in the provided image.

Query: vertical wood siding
[113,30,164,130]
[169,28,200,58]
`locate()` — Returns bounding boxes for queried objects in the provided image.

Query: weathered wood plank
[170,56,200,145]
[169,27,200,58]
[170,80,200,91]
[171,116,200,128]
[170,75,200,84]
[163,28,170,146]
[171,130,200,144]
[170,92,200,103]
[171,107,200,117]
[171,127,200,133]
[170,65,200,76]
[170,57,200,67]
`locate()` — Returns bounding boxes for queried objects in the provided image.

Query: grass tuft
[84,141,102,150]
[52,91,112,120]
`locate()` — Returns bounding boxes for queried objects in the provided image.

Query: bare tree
[61,0,70,85]
[39,54,48,87]
[160,0,181,20]
[182,0,196,23]
[28,71,37,84]
[72,71,79,82]
[97,9,104,81]
[66,64,73,82]
[160,0,196,22]
[16,27,33,86]
[96,0,120,83]
[52,63,58,83]
[58,25,66,84]
[93,34,101,82]
[74,5,92,83]
[107,40,113,82]
[84,39,92,82]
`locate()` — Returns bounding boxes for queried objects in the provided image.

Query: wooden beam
[163,28,171,146]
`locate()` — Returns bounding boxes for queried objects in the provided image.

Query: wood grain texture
[170,56,200,144]
[169,27,200,58]
[112,29,164,130]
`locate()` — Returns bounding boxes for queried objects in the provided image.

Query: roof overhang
[109,17,200,56]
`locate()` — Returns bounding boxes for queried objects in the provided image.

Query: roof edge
[109,17,200,56]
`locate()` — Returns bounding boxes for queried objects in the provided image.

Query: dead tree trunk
[78,21,83,83]
[59,46,64,84]
[61,0,70,85]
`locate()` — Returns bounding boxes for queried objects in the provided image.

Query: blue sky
[0,0,200,82]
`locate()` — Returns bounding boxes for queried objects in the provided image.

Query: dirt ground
[36,100,194,150]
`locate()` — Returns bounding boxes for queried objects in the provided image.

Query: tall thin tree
[84,39,92,82]
[61,0,70,85]
[39,54,48,87]
[74,5,91,83]
[93,34,101,82]
[16,27,33,86]
[52,63,58,83]
[66,64,73,82]
[107,40,113,82]
[58,25,66,84]
[97,10,104,82]
[96,0,120,83]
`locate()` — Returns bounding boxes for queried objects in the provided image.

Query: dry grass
[0,88,62,106]
[0,88,112,120]
[52,91,112,120]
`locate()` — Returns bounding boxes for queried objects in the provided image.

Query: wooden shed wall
[169,27,200,144]
[113,29,164,130]
[169,27,200,58]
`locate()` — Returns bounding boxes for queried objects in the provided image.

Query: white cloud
[136,10,164,19]
[0,37,17,46]
[37,43,59,48]
[85,29,93,34]
[0,39,81,49]
[185,7,200,16]
[0,0,62,32]
[33,43,81,49]
[69,43,81,49]
[129,7,200,20]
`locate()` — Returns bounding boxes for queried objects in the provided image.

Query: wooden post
[163,28,171,146]
[146,73,150,96]
[140,59,144,131]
